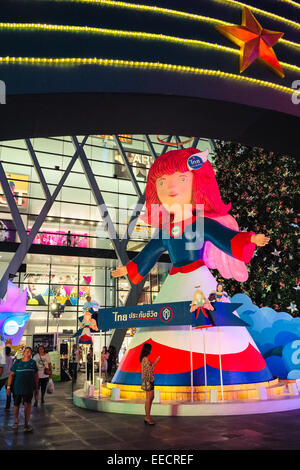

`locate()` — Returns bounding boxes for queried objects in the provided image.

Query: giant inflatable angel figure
[112,147,272,386]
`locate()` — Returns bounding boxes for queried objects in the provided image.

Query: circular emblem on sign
[159,306,174,323]
[187,154,203,171]
[171,225,181,237]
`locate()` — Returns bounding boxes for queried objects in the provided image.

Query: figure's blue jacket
[127,216,255,284]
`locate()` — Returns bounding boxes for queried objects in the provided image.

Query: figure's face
[156,171,193,212]
[217,284,223,292]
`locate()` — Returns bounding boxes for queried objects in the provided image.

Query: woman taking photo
[140,343,160,425]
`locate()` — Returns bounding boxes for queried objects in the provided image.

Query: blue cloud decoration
[231,293,300,380]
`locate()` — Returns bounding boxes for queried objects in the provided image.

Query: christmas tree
[212,140,299,317]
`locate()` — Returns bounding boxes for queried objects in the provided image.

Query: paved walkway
[0,371,300,451]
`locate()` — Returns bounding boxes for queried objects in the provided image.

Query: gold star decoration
[216,7,285,77]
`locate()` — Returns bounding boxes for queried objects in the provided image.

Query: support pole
[98,331,102,399]
[189,325,194,403]
[85,345,88,385]
[56,318,59,350]
[217,327,224,401]
[92,340,95,386]
[202,328,208,402]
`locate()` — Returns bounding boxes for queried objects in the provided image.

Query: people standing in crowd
[101,346,109,382]
[69,344,80,383]
[87,347,93,382]
[140,343,160,425]
[0,346,14,410]
[33,345,53,406]
[107,345,117,379]
[7,346,39,432]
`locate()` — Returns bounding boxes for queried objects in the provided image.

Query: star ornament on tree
[287,303,298,314]
[216,7,285,78]
[271,249,281,257]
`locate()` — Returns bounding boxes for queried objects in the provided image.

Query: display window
[25,272,50,306]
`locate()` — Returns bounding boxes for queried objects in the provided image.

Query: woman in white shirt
[33,345,52,406]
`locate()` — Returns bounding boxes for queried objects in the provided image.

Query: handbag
[39,354,50,375]
[141,380,152,391]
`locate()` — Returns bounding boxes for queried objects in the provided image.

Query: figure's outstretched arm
[204,217,270,263]
[112,235,166,284]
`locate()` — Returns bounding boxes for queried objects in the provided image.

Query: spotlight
[50,301,65,318]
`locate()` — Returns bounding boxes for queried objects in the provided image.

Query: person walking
[101,346,109,382]
[107,345,117,379]
[0,346,14,410]
[6,346,39,432]
[33,345,53,406]
[140,343,160,425]
[66,230,72,247]
[70,344,80,383]
[86,347,93,382]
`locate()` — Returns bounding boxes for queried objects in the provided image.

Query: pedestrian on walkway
[0,346,14,410]
[7,346,39,432]
[87,347,93,382]
[70,344,80,383]
[33,345,53,406]
[140,343,160,425]
[107,345,117,379]
[67,230,72,246]
[101,346,109,382]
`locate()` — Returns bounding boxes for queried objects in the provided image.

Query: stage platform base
[73,380,300,416]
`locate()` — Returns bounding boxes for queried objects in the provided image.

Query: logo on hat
[187,155,203,170]
[187,149,209,171]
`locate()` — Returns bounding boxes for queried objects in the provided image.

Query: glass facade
[0,135,215,349]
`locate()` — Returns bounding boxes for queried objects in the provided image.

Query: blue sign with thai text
[97,301,247,331]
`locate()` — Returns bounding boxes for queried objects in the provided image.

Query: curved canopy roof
[0,0,299,156]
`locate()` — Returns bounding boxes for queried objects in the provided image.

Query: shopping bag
[47,378,55,394]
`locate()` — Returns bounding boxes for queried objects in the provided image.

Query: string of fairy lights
[210,0,300,29]
[0,56,296,95]
[0,22,299,74]
[51,0,300,30]
[1,21,299,51]
[277,0,300,7]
